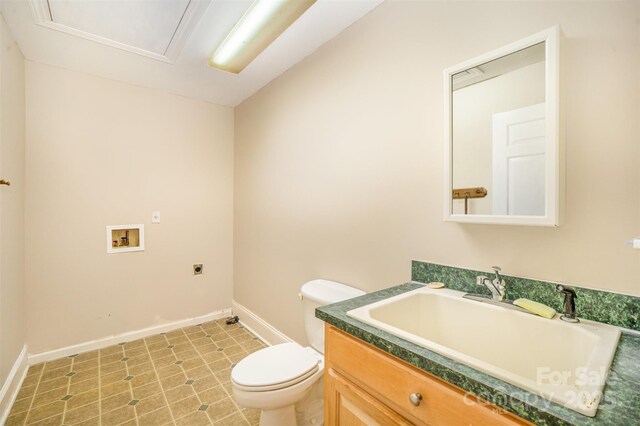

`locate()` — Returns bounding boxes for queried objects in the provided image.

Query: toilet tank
[300,279,365,354]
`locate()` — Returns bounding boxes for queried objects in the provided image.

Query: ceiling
[0,0,384,107]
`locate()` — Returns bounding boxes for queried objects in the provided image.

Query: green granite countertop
[316,283,640,426]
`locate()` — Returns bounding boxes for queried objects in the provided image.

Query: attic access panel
[29,0,210,62]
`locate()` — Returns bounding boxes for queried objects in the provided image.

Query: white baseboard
[232,300,294,346]
[29,308,232,365]
[0,345,29,425]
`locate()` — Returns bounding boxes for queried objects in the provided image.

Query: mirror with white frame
[444,26,561,226]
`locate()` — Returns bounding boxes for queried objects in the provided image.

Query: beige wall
[234,1,640,344]
[25,62,234,353]
[0,12,25,401]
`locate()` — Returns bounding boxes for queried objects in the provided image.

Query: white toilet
[231,279,365,426]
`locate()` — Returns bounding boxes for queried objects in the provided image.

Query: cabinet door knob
[0,179,10,186]
[409,392,423,406]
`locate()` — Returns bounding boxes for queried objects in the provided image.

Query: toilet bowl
[232,343,324,425]
[230,280,365,426]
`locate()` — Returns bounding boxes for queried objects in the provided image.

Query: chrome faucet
[476,266,506,301]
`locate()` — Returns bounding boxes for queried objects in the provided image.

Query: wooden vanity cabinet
[324,325,531,426]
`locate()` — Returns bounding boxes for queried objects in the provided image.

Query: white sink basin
[347,286,621,417]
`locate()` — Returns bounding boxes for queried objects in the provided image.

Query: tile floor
[6,319,265,425]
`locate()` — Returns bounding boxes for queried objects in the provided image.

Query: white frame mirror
[444,26,561,226]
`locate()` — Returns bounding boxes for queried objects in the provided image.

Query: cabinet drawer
[325,325,530,426]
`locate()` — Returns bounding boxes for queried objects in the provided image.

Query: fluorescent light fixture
[209,0,316,74]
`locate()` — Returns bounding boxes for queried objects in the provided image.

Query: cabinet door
[325,368,412,426]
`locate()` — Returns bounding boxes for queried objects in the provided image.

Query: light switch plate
[152,211,160,223]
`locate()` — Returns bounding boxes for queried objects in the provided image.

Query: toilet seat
[231,343,319,392]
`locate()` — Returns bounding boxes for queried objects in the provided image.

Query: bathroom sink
[346,286,621,417]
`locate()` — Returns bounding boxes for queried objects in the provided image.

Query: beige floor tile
[181,357,205,370]
[123,339,146,349]
[167,335,190,345]
[39,367,71,383]
[242,408,261,426]
[31,387,68,409]
[212,338,235,347]
[137,406,173,426]
[144,334,168,344]
[187,331,207,340]
[150,348,174,360]
[169,394,201,419]
[125,353,151,367]
[156,364,183,379]
[29,413,63,426]
[123,344,147,355]
[129,371,158,388]
[43,358,72,372]
[100,390,132,413]
[201,351,226,364]
[205,398,237,423]
[65,389,99,411]
[165,384,195,405]
[63,401,99,425]
[182,326,202,335]
[190,337,213,348]
[99,345,123,357]
[27,364,45,377]
[35,378,68,395]
[22,374,40,388]
[197,344,219,355]
[208,360,231,373]
[133,392,167,417]
[68,377,99,395]
[147,340,170,353]
[185,365,211,380]
[176,410,212,426]
[100,360,126,375]
[74,416,99,426]
[6,410,28,426]
[214,412,250,426]
[221,381,233,395]
[172,342,194,354]
[25,401,65,424]
[228,353,250,364]
[100,370,127,386]
[153,355,178,369]
[9,322,262,426]
[100,405,136,425]
[223,345,246,357]
[100,381,130,399]
[71,359,98,373]
[9,396,32,414]
[177,348,200,361]
[198,386,228,405]
[159,372,187,391]
[191,375,219,393]
[73,351,99,363]
[214,369,231,384]
[69,368,99,383]
[99,352,124,366]
[131,381,163,400]
[232,333,254,344]
[127,361,154,375]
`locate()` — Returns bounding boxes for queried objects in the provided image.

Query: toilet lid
[231,343,319,389]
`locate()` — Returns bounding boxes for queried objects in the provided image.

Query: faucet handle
[476,275,489,285]
[491,266,502,273]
